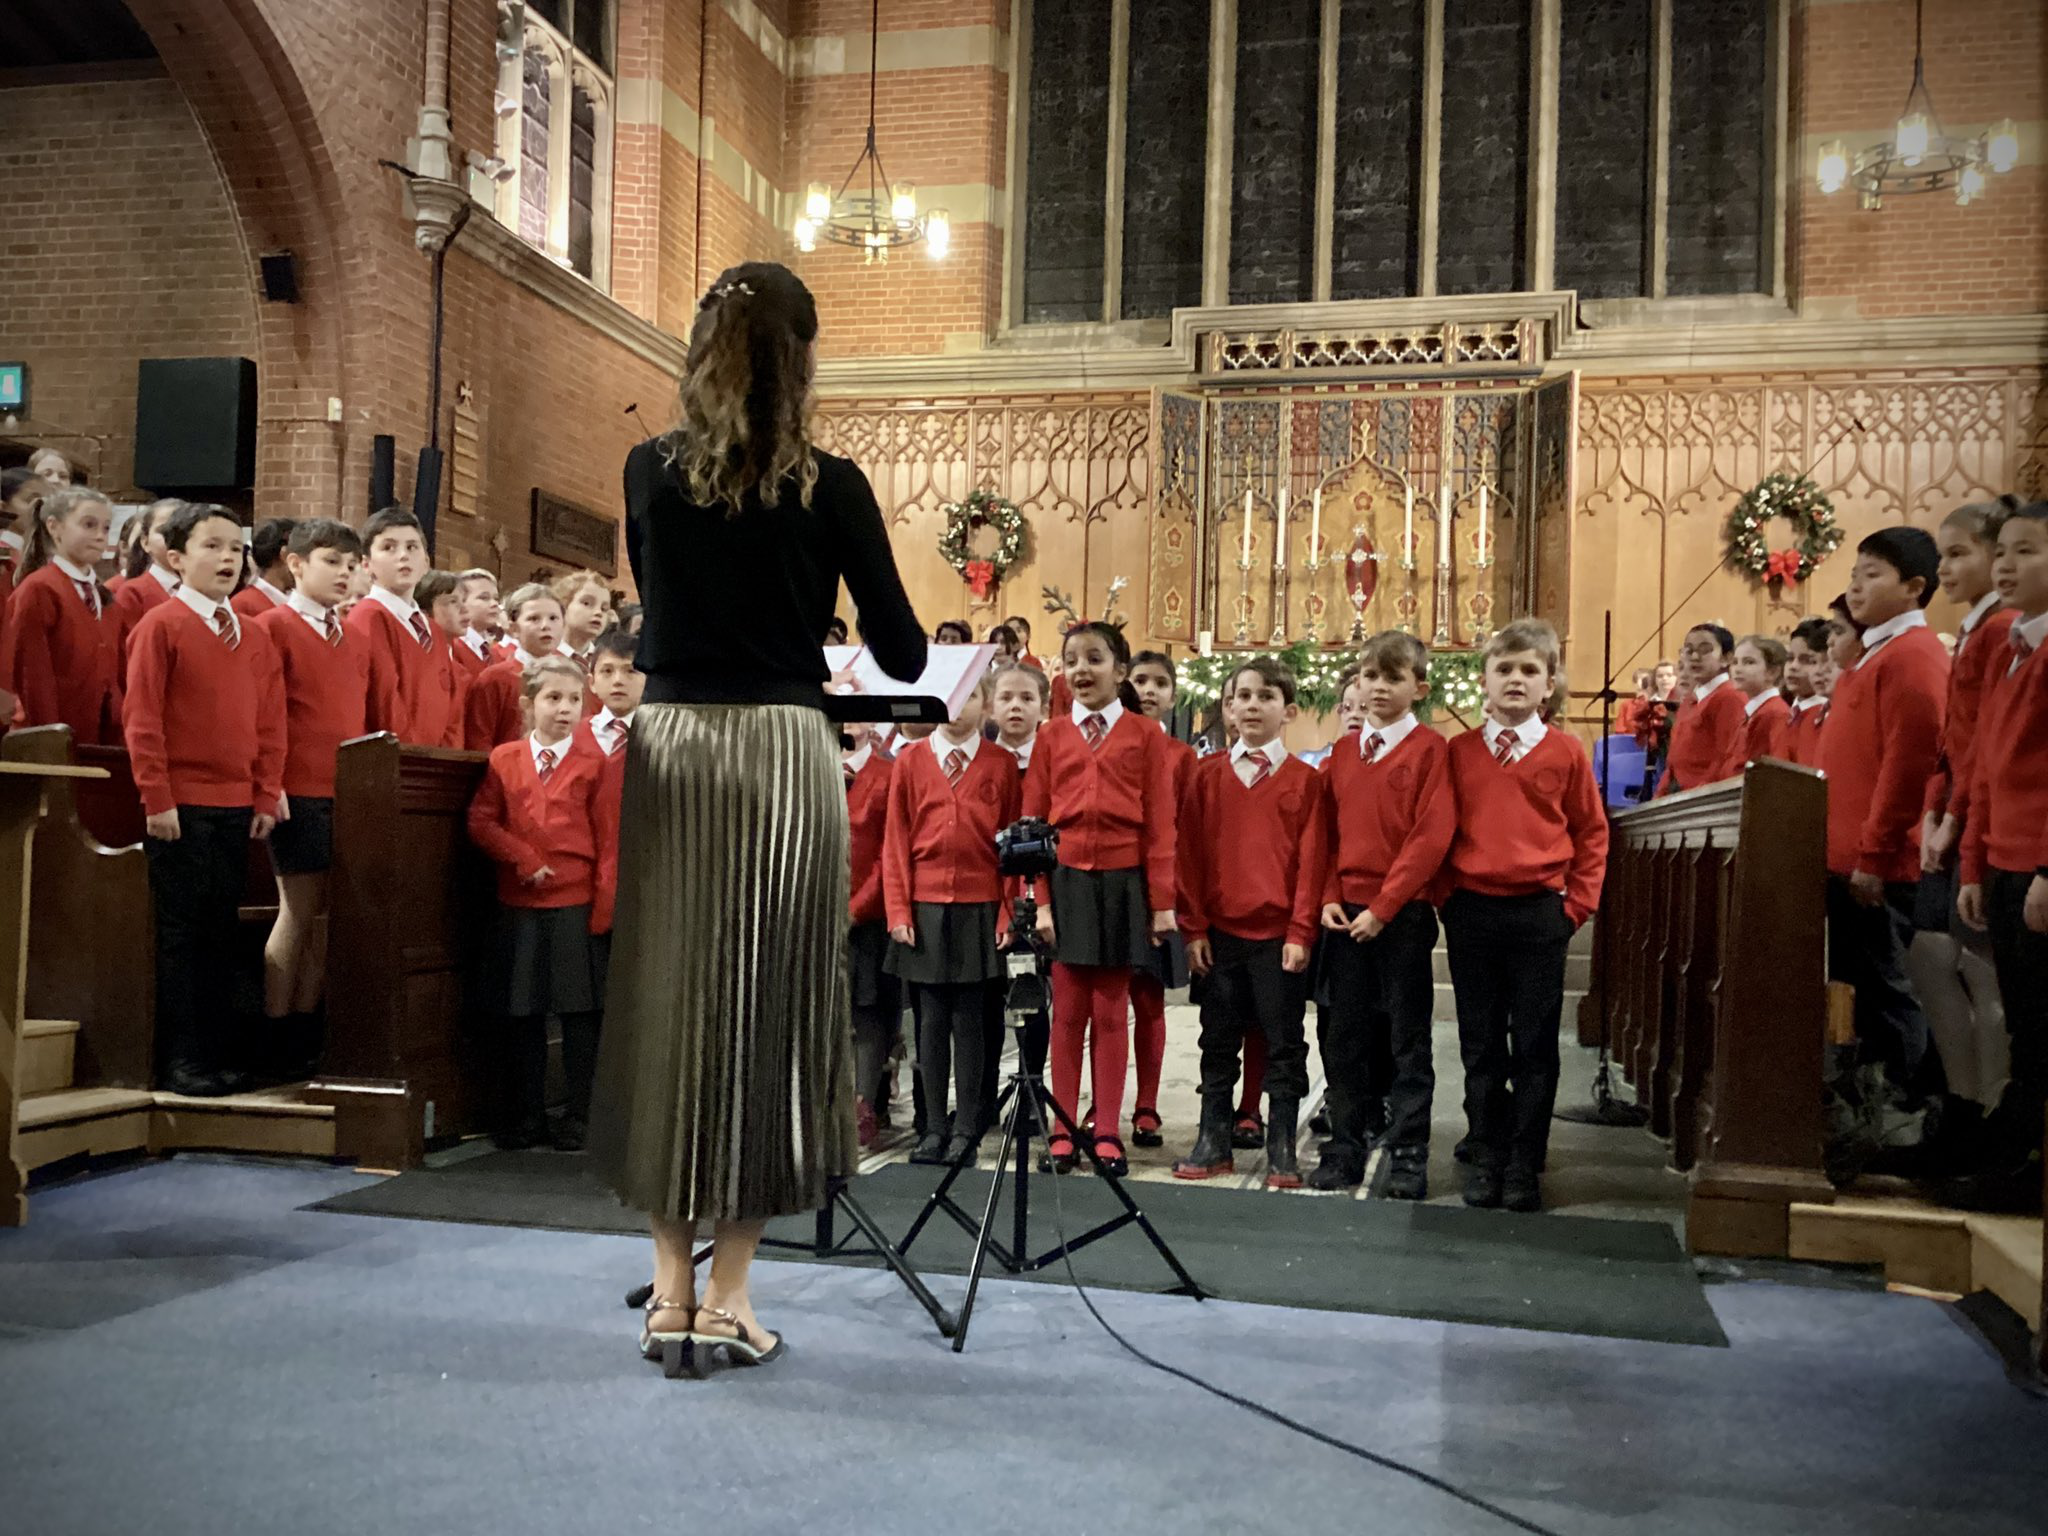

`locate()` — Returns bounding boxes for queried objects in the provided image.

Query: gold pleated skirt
[588,702,854,1222]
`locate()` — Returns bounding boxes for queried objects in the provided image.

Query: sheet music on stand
[821,643,996,725]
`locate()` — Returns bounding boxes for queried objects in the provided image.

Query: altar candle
[1477,483,1489,561]
[1403,484,1415,564]
[1309,486,1322,555]
[1274,486,1289,569]
[1197,630,1214,657]
[1241,488,1253,565]
[1438,484,1452,566]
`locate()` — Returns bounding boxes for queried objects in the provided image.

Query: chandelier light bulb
[1816,140,1848,195]
[925,208,950,260]
[890,182,917,224]
[1987,118,2020,173]
[794,216,817,253]
[804,182,832,222]
[1956,161,1986,205]
[1895,111,1930,167]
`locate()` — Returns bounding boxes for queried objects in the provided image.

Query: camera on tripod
[993,817,1057,1014]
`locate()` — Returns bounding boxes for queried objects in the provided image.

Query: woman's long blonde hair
[664,262,819,516]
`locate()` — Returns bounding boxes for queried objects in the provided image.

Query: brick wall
[0,71,260,497]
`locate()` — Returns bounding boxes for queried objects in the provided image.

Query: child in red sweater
[884,674,1022,1166]
[1717,634,1790,779]
[1657,623,1743,794]
[465,582,564,750]
[108,498,184,689]
[982,661,1052,1111]
[1310,632,1456,1198]
[1442,619,1609,1211]
[566,629,640,1151]
[347,507,462,748]
[230,517,297,619]
[1956,499,2048,1199]
[1774,617,1832,767]
[451,568,509,678]
[1125,649,1196,1151]
[1024,622,1178,1177]
[467,656,613,1149]
[252,518,371,1077]
[0,485,121,743]
[844,717,901,1147]
[1820,528,1949,1131]
[124,503,287,1096]
[1171,658,1328,1188]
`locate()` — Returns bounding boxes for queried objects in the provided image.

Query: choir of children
[1656,623,1743,794]
[1774,617,1831,766]
[1718,634,1789,779]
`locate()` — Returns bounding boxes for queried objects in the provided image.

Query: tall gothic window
[1011,0,1782,325]
[496,0,615,287]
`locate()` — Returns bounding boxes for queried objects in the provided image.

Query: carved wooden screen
[1149,390,1205,643]
[1520,370,1577,628]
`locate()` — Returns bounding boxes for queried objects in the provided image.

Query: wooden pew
[0,729,154,1091]
[325,734,493,1148]
[1577,759,1834,1256]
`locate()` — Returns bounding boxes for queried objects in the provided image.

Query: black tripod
[897,895,1206,1351]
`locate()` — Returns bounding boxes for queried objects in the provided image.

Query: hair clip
[701,280,757,309]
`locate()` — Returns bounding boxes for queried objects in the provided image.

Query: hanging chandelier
[1815,0,2018,210]
[793,0,947,262]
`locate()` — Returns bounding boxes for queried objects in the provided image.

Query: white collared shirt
[529,733,570,774]
[463,628,497,659]
[558,641,591,664]
[174,582,238,645]
[1958,591,2002,647]
[1001,736,1034,771]
[843,743,873,778]
[1856,608,1928,667]
[1743,689,1776,718]
[252,575,289,608]
[1359,712,1419,762]
[366,584,423,628]
[1071,697,1125,735]
[1693,672,1730,702]
[512,647,544,668]
[2008,610,2048,673]
[1230,735,1288,786]
[1793,694,1827,715]
[286,587,338,638]
[1483,713,1547,762]
[932,729,982,769]
[51,555,103,615]
[146,562,178,594]
[591,707,634,755]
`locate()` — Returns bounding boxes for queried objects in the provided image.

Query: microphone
[624,402,654,441]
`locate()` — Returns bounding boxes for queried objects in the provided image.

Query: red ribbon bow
[963,558,996,598]
[1764,549,1803,587]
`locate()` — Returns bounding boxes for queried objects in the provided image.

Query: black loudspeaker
[258,251,298,303]
[133,357,257,494]
[413,445,443,555]
[369,434,395,513]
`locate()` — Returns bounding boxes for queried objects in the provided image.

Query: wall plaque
[530,489,617,577]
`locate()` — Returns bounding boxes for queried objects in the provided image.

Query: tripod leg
[901,1075,1016,1258]
[832,1186,957,1340]
[953,1069,1031,1353]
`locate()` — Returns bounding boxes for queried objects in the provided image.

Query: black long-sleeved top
[623,438,926,706]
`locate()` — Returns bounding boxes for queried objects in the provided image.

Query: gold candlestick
[1302,539,1326,644]
[1269,488,1292,647]
[1234,556,1254,645]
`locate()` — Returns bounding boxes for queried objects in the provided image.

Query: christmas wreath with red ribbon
[937,490,1027,599]
[1724,473,1844,591]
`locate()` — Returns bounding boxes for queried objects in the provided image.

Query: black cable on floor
[1040,1161,1568,1536]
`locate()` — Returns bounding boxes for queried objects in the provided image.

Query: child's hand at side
[146,809,181,842]
[1281,943,1309,974]
[524,864,556,887]
[890,924,915,945]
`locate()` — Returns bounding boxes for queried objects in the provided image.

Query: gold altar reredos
[814,293,2048,708]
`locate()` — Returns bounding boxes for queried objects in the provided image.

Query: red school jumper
[1021,708,1177,1152]
[1960,625,2048,889]
[253,604,371,801]
[0,564,122,744]
[1773,699,1828,768]
[882,735,1022,933]
[122,601,286,818]
[463,656,535,751]
[847,749,892,927]
[1131,728,1198,1126]
[1716,692,1790,781]
[347,595,464,749]
[1818,624,1947,882]
[109,568,175,690]
[467,737,613,913]
[573,712,632,934]
[230,584,283,622]
[1322,724,1457,922]
[1927,604,2017,841]
[1657,679,1745,795]
[1443,726,1609,925]
[1177,752,1329,948]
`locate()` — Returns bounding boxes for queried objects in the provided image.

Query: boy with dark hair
[1775,616,1835,767]
[232,516,298,619]
[346,507,462,747]
[1657,622,1742,794]
[1821,526,1949,1146]
[1312,631,1456,1196]
[124,503,287,1095]
[1172,658,1328,1189]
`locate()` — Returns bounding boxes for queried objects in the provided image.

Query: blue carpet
[2,1156,2044,1536]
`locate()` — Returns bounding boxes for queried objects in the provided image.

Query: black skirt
[491,902,605,1017]
[1137,924,1190,990]
[848,920,900,1010]
[887,899,1002,986]
[1049,865,1153,968]
[268,794,334,876]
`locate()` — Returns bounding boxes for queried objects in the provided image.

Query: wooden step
[151,1086,336,1158]
[17,1086,154,1171]
[19,1018,80,1096]
[1790,1196,2044,1331]
[1972,1216,2045,1332]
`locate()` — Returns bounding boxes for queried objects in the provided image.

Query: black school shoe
[1462,1164,1503,1209]
[911,1131,948,1165]
[551,1116,587,1153]
[1501,1168,1542,1213]
[942,1131,981,1167]
[495,1116,548,1152]
[1384,1147,1428,1201]
[1305,1151,1364,1191]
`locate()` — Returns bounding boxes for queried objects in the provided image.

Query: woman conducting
[591,262,925,1369]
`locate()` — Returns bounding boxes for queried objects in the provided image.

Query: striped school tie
[2012,631,2037,671]
[1082,713,1108,749]
[538,747,558,783]
[1493,728,1518,765]
[608,718,629,754]
[1245,752,1272,787]
[1363,731,1385,762]
[944,748,967,788]
[214,608,239,650]
[844,763,858,788]
[409,611,433,650]
[74,578,101,618]
[324,610,342,647]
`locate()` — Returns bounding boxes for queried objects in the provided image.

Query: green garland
[1724,472,1844,589]
[936,489,1027,596]
[1179,643,1486,724]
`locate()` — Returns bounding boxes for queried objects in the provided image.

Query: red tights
[1051,962,1132,1150]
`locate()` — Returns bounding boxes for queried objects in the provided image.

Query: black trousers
[146,804,252,1077]
[501,1010,600,1130]
[1194,930,1310,1101]
[915,981,992,1136]
[1321,901,1439,1157]
[1824,875,1934,1093]
[980,984,1049,1132]
[1986,867,2048,1155]
[1443,889,1572,1174]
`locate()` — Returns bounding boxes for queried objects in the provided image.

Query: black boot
[1265,1095,1302,1188]
[1172,1093,1236,1180]
[1385,1146,1429,1201]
